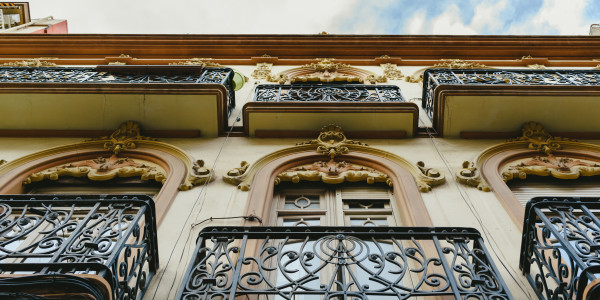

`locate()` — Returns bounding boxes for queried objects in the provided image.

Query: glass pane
[349,218,388,227]
[283,218,321,227]
[345,199,388,209]
[284,195,320,209]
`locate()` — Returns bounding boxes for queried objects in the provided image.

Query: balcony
[520,197,600,300]
[422,69,600,138]
[0,66,236,137]
[244,84,418,138]
[0,194,158,300]
[178,226,512,299]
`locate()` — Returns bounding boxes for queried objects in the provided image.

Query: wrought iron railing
[422,69,600,119]
[0,66,236,115]
[520,197,600,300]
[0,194,158,300]
[253,84,405,102]
[178,226,512,299]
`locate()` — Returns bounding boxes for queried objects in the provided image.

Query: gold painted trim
[267,58,385,84]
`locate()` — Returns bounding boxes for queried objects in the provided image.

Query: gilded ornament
[405,74,423,83]
[415,161,446,192]
[527,64,546,69]
[380,63,404,80]
[297,124,367,159]
[170,58,223,67]
[1,58,58,67]
[508,122,575,155]
[118,54,131,58]
[251,63,273,80]
[276,160,392,186]
[502,155,600,182]
[433,59,487,69]
[379,55,391,59]
[180,160,215,190]
[94,121,157,155]
[456,161,490,192]
[23,155,167,185]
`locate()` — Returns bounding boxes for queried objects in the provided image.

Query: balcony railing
[422,69,600,119]
[253,84,406,102]
[520,197,600,300]
[0,194,158,300]
[0,66,236,115]
[178,226,512,299]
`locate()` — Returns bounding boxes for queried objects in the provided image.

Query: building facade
[0,34,600,299]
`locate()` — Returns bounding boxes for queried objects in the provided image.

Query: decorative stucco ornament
[502,155,600,181]
[275,160,393,186]
[380,63,404,80]
[433,59,488,69]
[94,121,157,155]
[508,121,575,155]
[169,58,222,67]
[268,58,385,84]
[251,63,273,79]
[456,161,491,192]
[1,58,58,67]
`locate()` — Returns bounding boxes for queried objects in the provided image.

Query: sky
[25,0,600,35]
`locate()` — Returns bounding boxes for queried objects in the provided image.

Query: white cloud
[506,0,591,35]
[405,11,426,34]
[470,0,508,33]
[429,4,478,35]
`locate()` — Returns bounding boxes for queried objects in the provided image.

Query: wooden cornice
[1,34,600,62]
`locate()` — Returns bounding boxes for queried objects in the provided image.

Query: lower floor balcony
[520,197,600,300]
[0,194,158,300]
[178,226,512,299]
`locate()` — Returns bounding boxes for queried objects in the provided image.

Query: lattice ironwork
[0,194,158,300]
[253,84,405,102]
[0,66,236,115]
[422,69,600,119]
[178,226,512,299]
[520,197,600,300]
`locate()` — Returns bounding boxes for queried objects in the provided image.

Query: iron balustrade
[520,197,600,300]
[422,69,600,119]
[178,226,512,299]
[253,84,406,103]
[0,194,158,300]
[0,66,236,115]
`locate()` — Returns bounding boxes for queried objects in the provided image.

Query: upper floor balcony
[0,66,236,137]
[178,226,512,299]
[520,197,600,300]
[0,194,158,300]
[422,69,600,138]
[244,84,418,138]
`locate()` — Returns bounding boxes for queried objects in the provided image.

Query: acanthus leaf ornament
[297,125,367,159]
[433,59,488,69]
[268,58,384,84]
[456,161,491,192]
[502,155,600,181]
[276,160,393,186]
[416,161,446,192]
[95,121,157,155]
[223,161,250,190]
[508,122,575,155]
[180,160,214,191]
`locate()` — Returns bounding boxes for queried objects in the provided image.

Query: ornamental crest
[94,121,157,155]
[502,155,600,181]
[297,125,367,159]
[508,122,574,155]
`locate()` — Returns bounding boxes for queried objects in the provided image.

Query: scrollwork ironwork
[254,84,405,103]
[422,68,600,119]
[178,226,512,299]
[0,195,158,300]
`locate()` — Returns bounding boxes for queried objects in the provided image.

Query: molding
[267,58,385,84]
[0,58,58,67]
[380,63,404,80]
[169,57,222,67]
[433,59,488,69]
[224,125,444,192]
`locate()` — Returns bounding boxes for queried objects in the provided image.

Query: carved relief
[416,161,446,192]
[275,160,393,186]
[527,64,547,69]
[433,59,487,69]
[456,161,491,192]
[508,122,574,155]
[380,63,404,80]
[502,155,600,181]
[223,161,249,189]
[1,58,58,67]
[251,63,273,80]
[405,74,423,83]
[169,58,222,67]
[268,58,385,84]
[180,160,214,191]
[23,156,167,185]
[297,124,367,159]
[93,121,157,155]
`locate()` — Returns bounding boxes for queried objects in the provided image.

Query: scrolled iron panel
[253,84,406,103]
[0,194,158,300]
[520,197,600,300]
[178,226,512,299]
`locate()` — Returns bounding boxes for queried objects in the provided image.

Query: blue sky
[26,0,599,35]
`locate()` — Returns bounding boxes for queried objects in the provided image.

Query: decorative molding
[433,59,487,69]
[380,63,404,80]
[180,160,213,191]
[169,58,222,67]
[223,124,444,192]
[527,64,546,69]
[92,121,157,155]
[223,161,249,189]
[416,161,446,192]
[23,155,167,185]
[507,121,574,155]
[1,58,58,67]
[251,62,273,79]
[502,155,600,181]
[267,58,385,84]
[296,124,367,159]
[456,161,491,192]
[405,74,423,83]
[275,160,393,186]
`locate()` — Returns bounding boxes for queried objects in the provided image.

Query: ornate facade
[1,34,600,299]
